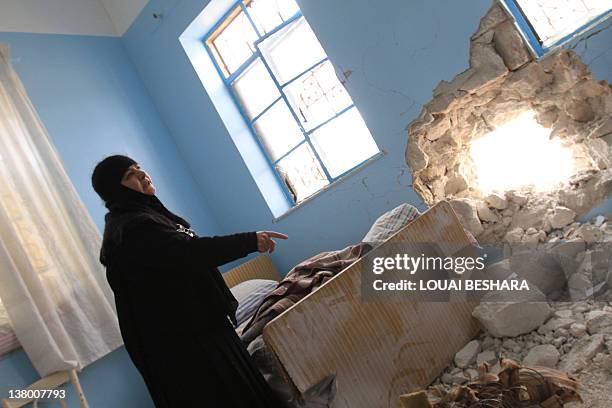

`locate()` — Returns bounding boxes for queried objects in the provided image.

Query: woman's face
[121,164,156,195]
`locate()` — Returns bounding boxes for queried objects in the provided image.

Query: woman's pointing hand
[256,231,288,253]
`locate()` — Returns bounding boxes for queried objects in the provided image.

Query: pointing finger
[263,231,288,240]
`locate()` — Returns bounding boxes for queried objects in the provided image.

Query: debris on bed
[426,299,612,407]
[400,359,581,408]
[416,213,612,406]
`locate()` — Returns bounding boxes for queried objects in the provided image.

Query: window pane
[245,0,300,34]
[310,108,379,178]
[232,59,280,119]
[259,17,327,84]
[253,100,304,160]
[210,7,259,76]
[516,0,611,47]
[276,143,328,202]
[284,61,353,131]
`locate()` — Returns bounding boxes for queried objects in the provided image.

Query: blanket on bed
[240,243,368,343]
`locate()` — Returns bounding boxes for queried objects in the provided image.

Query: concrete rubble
[429,215,612,405]
[522,344,560,368]
[406,357,581,408]
[558,333,605,374]
[433,300,612,394]
[472,286,552,337]
[402,3,612,406]
[453,339,481,368]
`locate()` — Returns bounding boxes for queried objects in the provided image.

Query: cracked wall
[405,3,612,244]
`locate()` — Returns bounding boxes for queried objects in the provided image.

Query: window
[501,0,611,56]
[204,0,379,204]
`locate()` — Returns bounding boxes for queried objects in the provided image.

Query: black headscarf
[92,155,191,265]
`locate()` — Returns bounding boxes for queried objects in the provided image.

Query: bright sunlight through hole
[469,111,577,194]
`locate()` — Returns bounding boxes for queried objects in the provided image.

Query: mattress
[0,299,19,355]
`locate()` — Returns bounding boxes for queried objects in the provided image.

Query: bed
[224,201,480,408]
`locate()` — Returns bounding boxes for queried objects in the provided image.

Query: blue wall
[0,32,220,407]
[1,348,153,408]
[124,1,612,276]
[570,19,612,220]
[121,0,611,276]
[121,0,498,275]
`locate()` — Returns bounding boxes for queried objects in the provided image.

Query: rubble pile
[419,301,610,407]
[405,3,612,244]
[480,213,612,303]
[435,301,612,387]
[401,359,582,408]
[427,214,612,406]
[402,2,612,406]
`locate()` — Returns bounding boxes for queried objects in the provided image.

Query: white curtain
[0,44,122,376]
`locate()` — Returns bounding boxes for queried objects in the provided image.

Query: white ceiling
[99,0,149,36]
[0,0,149,37]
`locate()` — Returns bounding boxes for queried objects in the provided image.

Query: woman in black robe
[91,155,287,407]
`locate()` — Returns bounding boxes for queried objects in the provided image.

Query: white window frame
[499,0,611,57]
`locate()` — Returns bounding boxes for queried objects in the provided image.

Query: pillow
[362,203,421,246]
[230,279,278,326]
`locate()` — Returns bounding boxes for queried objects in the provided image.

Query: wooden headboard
[223,255,281,288]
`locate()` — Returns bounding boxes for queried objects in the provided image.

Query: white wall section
[0,0,149,37]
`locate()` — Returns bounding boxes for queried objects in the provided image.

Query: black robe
[100,193,282,407]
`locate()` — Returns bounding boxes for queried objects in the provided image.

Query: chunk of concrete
[567,269,593,301]
[577,225,603,244]
[510,205,548,230]
[406,138,429,173]
[523,344,560,368]
[472,4,509,40]
[586,311,612,335]
[454,340,481,368]
[505,63,552,98]
[424,116,450,141]
[507,191,528,206]
[449,198,484,236]
[546,239,585,280]
[445,174,468,195]
[550,206,576,229]
[565,99,595,122]
[510,250,565,295]
[558,334,605,373]
[569,323,587,338]
[472,287,551,338]
[573,248,611,289]
[493,20,532,70]
[538,318,575,334]
[476,350,498,366]
[483,259,513,280]
[485,193,508,210]
[476,201,499,223]
[591,118,612,139]
[450,371,469,384]
[504,227,524,244]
